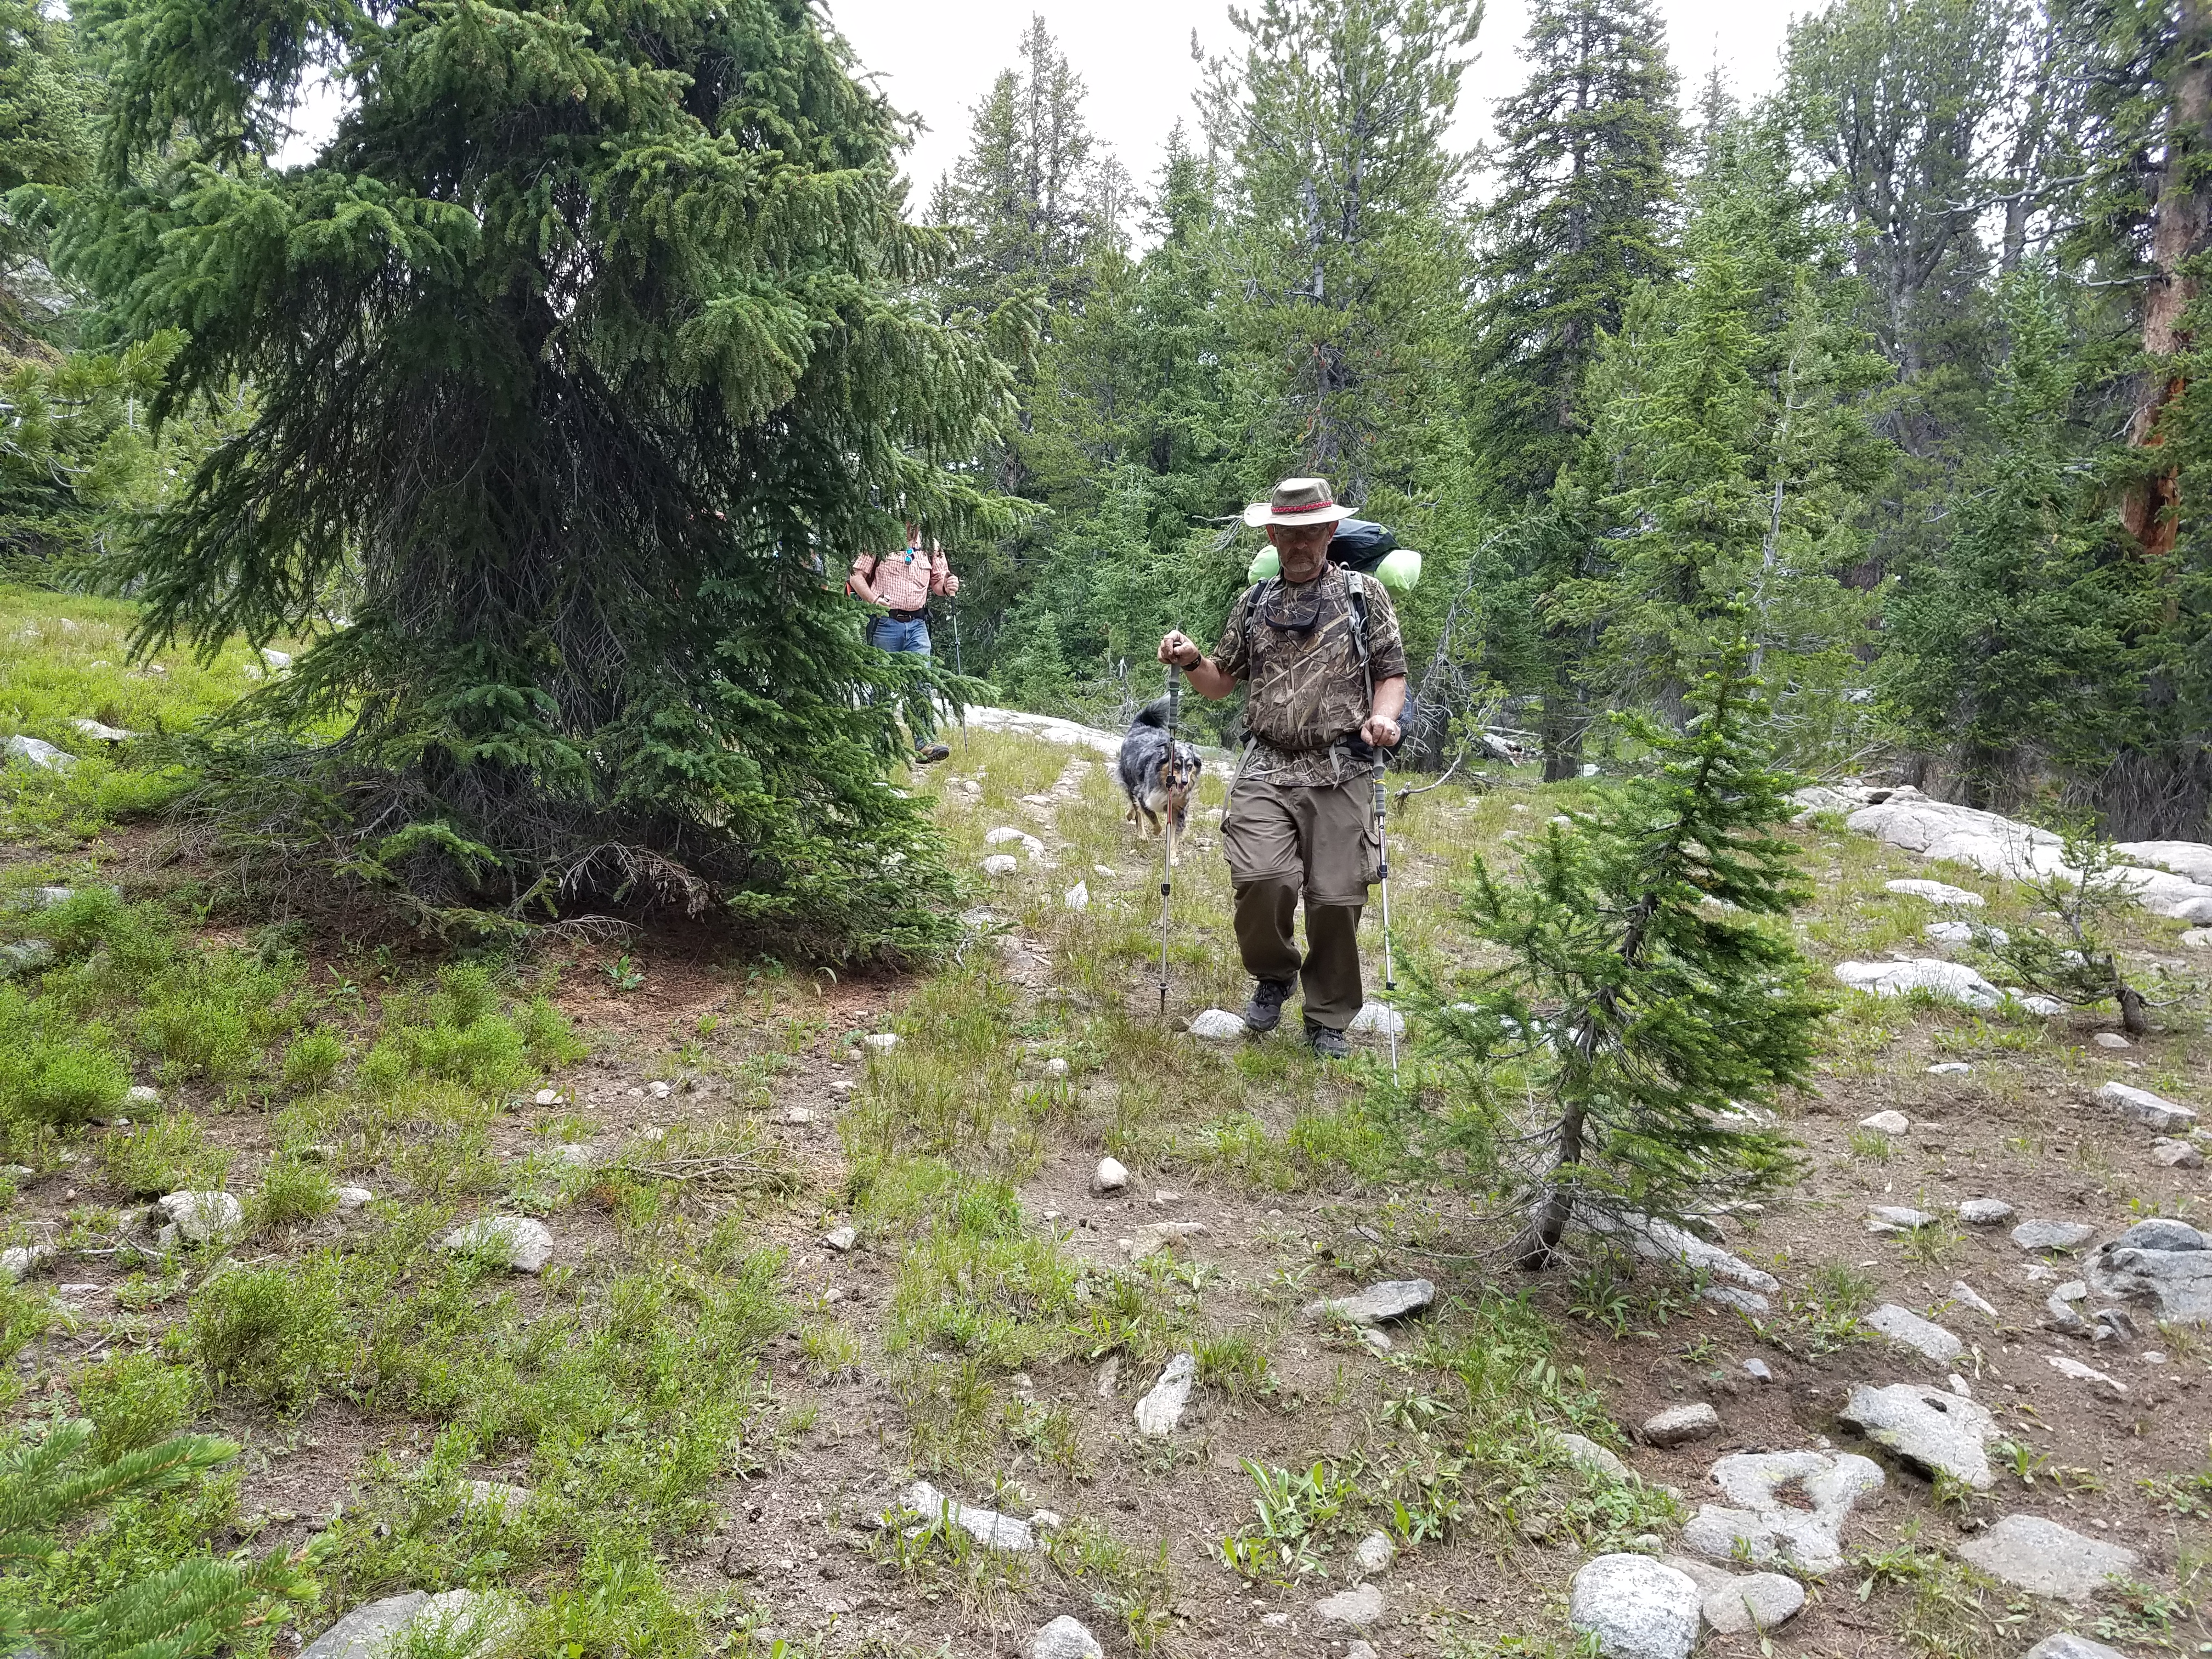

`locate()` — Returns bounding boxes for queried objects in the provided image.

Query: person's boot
[1305,1021,1352,1060]
[1242,978,1294,1034]
[915,742,951,763]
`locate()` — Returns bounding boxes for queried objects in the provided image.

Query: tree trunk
[2117,979,2149,1037]
[1541,688,1584,782]
[2123,0,2212,557]
[1516,1102,1586,1269]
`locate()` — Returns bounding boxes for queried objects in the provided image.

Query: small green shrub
[72,1352,203,1459]
[138,950,299,1083]
[0,990,131,1127]
[187,1261,345,1410]
[103,1113,228,1198]
[515,996,585,1068]
[281,1029,346,1092]
[251,1154,337,1229]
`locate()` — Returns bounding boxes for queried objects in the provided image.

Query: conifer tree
[57,0,1019,953]
[0,0,91,349]
[1465,0,1679,779]
[1424,624,1822,1269]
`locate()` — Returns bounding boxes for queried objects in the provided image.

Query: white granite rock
[71,718,134,742]
[1122,1220,1207,1260]
[1062,880,1088,910]
[6,735,76,771]
[1868,1205,1937,1232]
[126,1084,161,1107]
[1133,1352,1196,1437]
[2084,1220,2212,1323]
[0,1244,55,1282]
[1092,1156,1128,1195]
[1858,1110,1910,1133]
[1642,1403,1720,1447]
[1833,958,2002,1007]
[1351,1530,1396,1576]
[1303,1279,1435,1326]
[1947,1280,2000,1318]
[899,1480,1036,1551]
[1187,1008,1246,1040]
[441,1215,554,1273]
[1927,1060,1973,1075]
[2151,1136,2205,1168]
[1347,1002,1405,1036]
[298,1594,432,1659]
[1312,1582,1386,1630]
[458,1480,534,1520]
[156,1190,244,1245]
[1958,1198,2015,1226]
[1839,1383,2000,1488]
[1864,1304,1965,1364]
[823,1224,856,1252]
[2046,1353,2128,1396]
[1679,1451,1886,1574]
[2022,1634,2130,1659]
[2013,1219,2096,1252]
[334,1186,373,1211]
[1558,1432,1633,1481]
[1567,1554,1702,1659]
[1958,1514,2138,1602]
[2095,1081,2198,1133]
[1887,878,1985,907]
[981,853,1019,877]
[863,1032,900,1051]
[1576,1207,1779,1294]
[300,1591,522,1659]
[1700,1571,1807,1636]
[1029,1616,1104,1659]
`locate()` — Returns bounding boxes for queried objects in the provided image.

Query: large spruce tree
[59,0,1019,953]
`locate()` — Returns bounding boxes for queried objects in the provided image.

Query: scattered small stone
[1346,1645,1379,1659]
[1122,1221,1207,1261]
[1312,1582,1385,1630]
[2023,1636,2129,1659]
[546,1142,599,1168]
[2092,1031,2132,1050]
[1187,1008,1246,1040]
[1351,1530,1396,1576]
[863,1033,900,1052]
[1558,1432,1633,1481]
[1958,1198,2015,1226]
[2095,1080,2198,1133]
[126,1084,160,1107]
[1701,1284,1771,1314]
[1864,1304,1965,1364]
[1867,1205,1936,1233]
[1095,1356,1120,1398]
[1302,1279,1436,1327]
[1679,1450,1885,1573]
[70,718,134,742]
[898,1481,1035,1552]
[0,939,55,976]
[2046,1353,2127,1397]
[827,1079,854,1096]
[1742,1358,1774,1383]
[1356,1327,1392,1355]
[823,1225,856,1252]
[1838,1383,2000,1488]
[2183,928,2212,951]
[1886,878,1984,907]
[1347,1002,1404,1037]
[1957,1514,2138,1602]
[1923,919,1973,945]
[1062,881,1089,910]
[1926,1060,1973,1075]
[1151,1189,1181,1205]
[2012,1219,2096,1252]
[1045,1057,1070,1077]
[2014,992,2067,1015]
[261,647,292,669]
[1700,1571,1807,1637]
[1641,1403,1721,1447]
[156,1190,244,1245]
[334,1187,373,1211]
[1092,1156,1128,1195]
[778,1105,815,1125]
[1133,1352,1196,1437]
[2086,1217,2212,1325]
[1567,1554,1701,1659]
[646,1080,671,1099]
[457,1480,533,1520]
[2151,1136,2204,1168]
[440,1215,554,1273]
[532,1088,562,1105]
[298,1592,522,1659]
[1859,1109,1910,1133]
[1029,1616,1103,1659]
[981,853,1019,877]
[1578,1207,1779,1296]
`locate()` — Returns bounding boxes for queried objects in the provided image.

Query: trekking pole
[1372,757,1398,1081]
[1158,659,1182,1019]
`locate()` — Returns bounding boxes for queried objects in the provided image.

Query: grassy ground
[3,585,2210,1658]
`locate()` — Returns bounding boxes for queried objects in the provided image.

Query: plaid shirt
[852,543,947,613]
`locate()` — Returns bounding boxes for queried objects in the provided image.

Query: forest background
[5,0,2212,919]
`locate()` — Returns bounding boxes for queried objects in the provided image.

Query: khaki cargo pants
[1222,772,1379,1031]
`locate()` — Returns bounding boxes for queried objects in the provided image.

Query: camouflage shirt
[1215,564,1407,785]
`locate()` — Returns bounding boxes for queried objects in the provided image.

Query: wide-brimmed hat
[1242,476,1355,528]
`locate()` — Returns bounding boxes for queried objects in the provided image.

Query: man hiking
[1158,477,1408,1059]
[849,521,961,763]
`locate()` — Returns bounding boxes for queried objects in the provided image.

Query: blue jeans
[867,614,931,657]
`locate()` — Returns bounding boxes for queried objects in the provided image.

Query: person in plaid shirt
[849,521,961,763]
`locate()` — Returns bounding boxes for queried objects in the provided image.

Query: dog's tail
[1132,697,1171,730]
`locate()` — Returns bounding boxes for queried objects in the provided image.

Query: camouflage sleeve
[1357,574,1408,681]
[1213,586,1255,681]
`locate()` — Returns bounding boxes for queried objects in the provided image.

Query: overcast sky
[832,0,1818,210]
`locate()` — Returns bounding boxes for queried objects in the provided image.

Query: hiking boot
[1242,978,1294,1033]
[915,742,951,764]
[1305,1022,1352,1060]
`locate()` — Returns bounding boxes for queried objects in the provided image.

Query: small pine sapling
[1426,626,1827,1269]
[0,1421,323,1659]
[1974,826,2160,1035]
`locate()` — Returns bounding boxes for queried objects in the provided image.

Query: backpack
[1246,518,1424,591]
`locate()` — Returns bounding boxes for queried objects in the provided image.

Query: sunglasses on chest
[1261,590,1327,636]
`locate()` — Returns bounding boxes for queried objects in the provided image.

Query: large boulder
[1838,1384,2000,1489]
[1958,1514,2138,1602]
[1832,958,2003,1008]
[1567,1554,1702,1659]
[1679,1451,1886,1575]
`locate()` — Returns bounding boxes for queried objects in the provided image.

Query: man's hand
[1158,630,1201,670]
[941,573,961,597]
[1361,712,1402,749]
